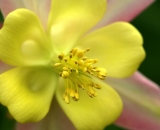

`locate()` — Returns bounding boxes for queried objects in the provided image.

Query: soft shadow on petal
[16,97,76,130]
[48,0,106,54]
[0,9,52,66]
[0,61,13,73]
[79,22,145,78]
[0,67,58,123]
[106,72,160,130]
[93,0,155,30]
[0,0,51,28]
[56,79,122,130]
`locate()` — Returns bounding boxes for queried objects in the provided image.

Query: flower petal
[16,98,76,130]
[0,0,51,28]
[48,0,106,53]
[78,22,145,78]
[56,79,122,130]
[93,0,155,30]
[106,72,160,130]
[0,9,52,66]
[0,67,58,123]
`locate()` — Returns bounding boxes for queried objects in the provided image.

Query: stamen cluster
[54,48,107,103]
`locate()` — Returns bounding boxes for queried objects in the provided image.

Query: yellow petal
[56,79,122,130]
[0,67,58,123]
[48,0,106,53]
[78,22,145,78]
[0,9,52,66]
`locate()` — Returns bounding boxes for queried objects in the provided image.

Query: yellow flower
[0,0,145,129]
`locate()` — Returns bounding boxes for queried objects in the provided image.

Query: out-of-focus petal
[106,72,160,130]
[79,22,145,78]
[0,0,51,28]
[0,61,13,73]
[56,79,122,130]
[0,23,3,28]
[0,67,58,123]
[93,0,155,30]
[48,0,106,53]
[16,98,76,130]
[0,9,52,66]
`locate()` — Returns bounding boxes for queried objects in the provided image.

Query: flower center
[54,48,107,104]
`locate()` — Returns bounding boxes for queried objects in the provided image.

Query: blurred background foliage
[0,0,160,130]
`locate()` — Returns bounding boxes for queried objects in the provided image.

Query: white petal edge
[0,0,51,28]
[92,0,155,31]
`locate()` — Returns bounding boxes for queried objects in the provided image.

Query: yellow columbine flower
[0,0,145,129]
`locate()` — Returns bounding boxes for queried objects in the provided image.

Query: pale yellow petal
[78,22,145,78]
[48,0,106,53]
[56,79,122,130]
[0,9,52,66]
[0,67,58,123]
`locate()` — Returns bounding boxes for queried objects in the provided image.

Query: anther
[77,50,84,58]
[63,67,69,71]
[58,54,64,60]
[94,84,102,89]
[69,53,73,59]
[86,59,94,63]
[98,72,107,77]
[54,63,61,67]
[74,92,79,100]
[82,57,88,61]
[70,90,75,97]
[59,72,62,77]
[87,86,96,98]
[62,71,70,78]
[72,48,78,56]
[75,60,78,64]
[64,58,68,62]
[64,95,70,104]
[85,63,92,67]
[84,48,90,53]
[72,97,78,101]
[78,60,84,66]
[82,67,87,72]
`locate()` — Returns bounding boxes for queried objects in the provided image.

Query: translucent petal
[0,9,52,66]
[93,0,155,30]
[0,0,51,28]
[48,0,106,53]
[78,22,145,78]
[16,98,76,130]
[106,72,160,130]
[56,79,122,130]
[0,67,58,123]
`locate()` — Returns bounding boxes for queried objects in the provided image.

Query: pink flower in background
[0,0,159,130]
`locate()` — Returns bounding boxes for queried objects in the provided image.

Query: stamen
[62,71,70,78]
[77,50,84,58]
[54,63,61,67]
[55,48,107,104]
[58,53,64,60]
